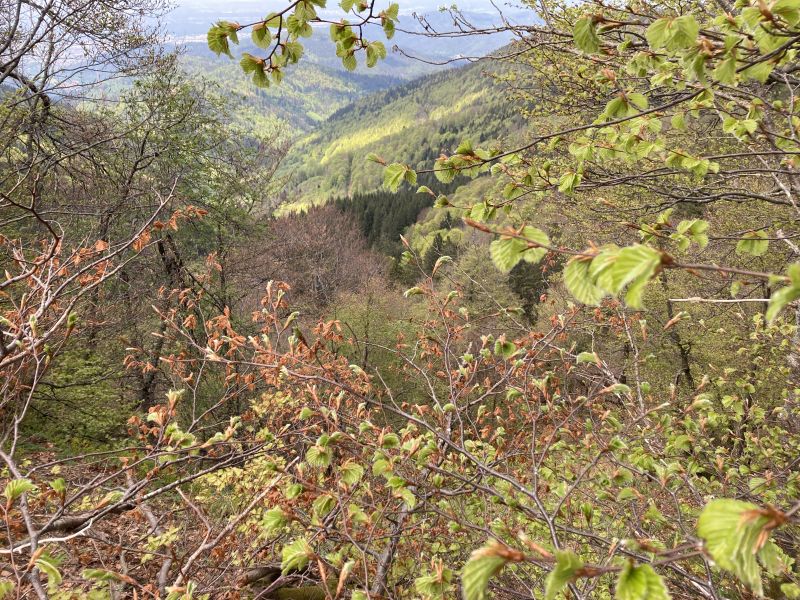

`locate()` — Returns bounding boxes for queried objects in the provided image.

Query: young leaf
[461,541,522,600]
[490,238,525,273]
[564,258,605,305]
[207,21,239,57]
[713,54,737,84]
[573,17,600,53]
[576,351,599,365]
[82,569,122,581]
[766,272,800,322]
[281,538,314,574]
[35,553,63,589]
[252,22,271,48]
[366,41,387,67]
[415,565,453,599]
[545,551,583,600]
[615,562,670,600]
[0,580,15,599]
[735,230,769,256]
[670,15,699,49]
[262,507,289,534]
[342,52,357,71]
[697,499,775,595]
[384,163,408,192]
[339,460,365,486]
[4,478,35,505]
[558,171,582,194]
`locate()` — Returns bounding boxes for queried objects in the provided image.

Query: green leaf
[434,157,458,183]
[0,580,15,599]
[670,15,699,49]
[713,54,738,84]
[697,499,771,595]
[615,562,670,600]
[384,163,415,192]
[494,338,516,359]
[741,60,774,83]
[611,246,661,293]
[415,565,453,599]
[283,41,304,63]
[758,540,791,576]
[573,17,600,53]
[736,230,769,256]
[564,258,605,306]
[782,583,800,599]
[671,113,687,130]
[365,41,387,67]
[610,383,632,395]
[262,507,289,534]
[646,15,699,50]
[766,282,800,322]
[627,93,649,110]
[592,245,661,308]
[382,17,396,39]
[82,569,122,581]
[240,53,263,73]
[675,219,709,249]
[207,21,239,57]
[645,18,671,48]
[773,0,800,24]
[253,67,270,88]
[35,553,63,589]
[342,52,357,71]
[339,461,364,486]
[545,551,583,600]
[281,538,314,575]
[489,227,549,273]
[306,444,332,467]
[49,478,66,494]
[381,432,400,448]
[461,542,517,600]
[252,22,271,48]
[4,478,35,504]
[312,493,335,518]
[558,171,581,194]
[520,227,550,263]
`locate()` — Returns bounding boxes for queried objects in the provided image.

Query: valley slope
[171,10,518,132]
[279,56,527,209]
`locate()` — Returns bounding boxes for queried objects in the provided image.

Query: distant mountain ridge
[164,6,519,130]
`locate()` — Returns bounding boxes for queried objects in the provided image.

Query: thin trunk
[660,272,695,388]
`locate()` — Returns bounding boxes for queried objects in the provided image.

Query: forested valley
[2,0,800,598]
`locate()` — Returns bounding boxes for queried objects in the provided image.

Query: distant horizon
[171,0,532,17]
[162,0,528,47]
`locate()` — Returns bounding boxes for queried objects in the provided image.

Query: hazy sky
[165,0,530,38]
[174,0,528,15]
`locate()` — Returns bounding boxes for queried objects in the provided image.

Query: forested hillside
[3,0,800,599]
[180,41,402,131]
[170,9,516,131]
[281,59,525,206]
